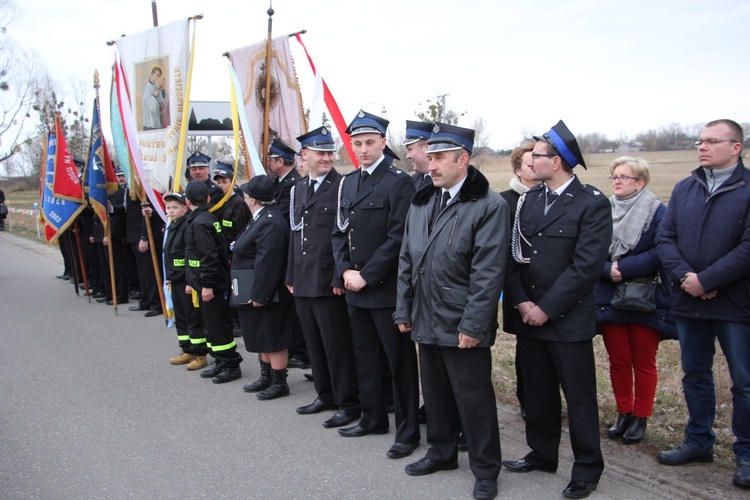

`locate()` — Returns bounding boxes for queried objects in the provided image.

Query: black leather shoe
[338,424,388,437]
[212,367,241,384]
[303,372,314,382]
[473,478,498,500]
[129,305,147,311]
[97,297,109,303]
[502,458,556,473]
[387,442,419,459]
[128,291,140,299]
[287,357,310,369]
[622,417,647,444]
[657,445,713,466]
[56,274,70,280]
[144,309,161,317]
[608,412,634,439]
[734,459,750,489]
[322,409,360,428]
[562,480,597,499]
[200,361,222,379]
[404,457,458,476]
[92,291,105,299]
[296,398,336,415]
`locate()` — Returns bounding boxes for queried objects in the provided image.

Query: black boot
[257,368,289,400]
[608,413,633,439]
[200,359,222,379]
[243,361,271,393]
[212,364,241,384]
[622,417,647,444]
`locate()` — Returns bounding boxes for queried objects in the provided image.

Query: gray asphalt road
[0,233,744,499]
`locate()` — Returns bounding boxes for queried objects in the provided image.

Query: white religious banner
[113,19,191,218]
[227,35,306,161]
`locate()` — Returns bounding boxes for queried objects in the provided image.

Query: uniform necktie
[440,191,451,211]
[309,179,317,199]
[358,170,369,192]
[546,191,558,206]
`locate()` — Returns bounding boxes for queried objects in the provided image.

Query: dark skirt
[239,303,302,353]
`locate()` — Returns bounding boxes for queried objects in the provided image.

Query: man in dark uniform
[211,162,250,258]
[184,180,242,384]
[331,110,420,459]
[286,126,361,429]
[503,120,611,499]
[93,169,129,305]
[267,139,308,368]
[267,138,302,226]
[212,161,250,336]
[395,123,508,500]
[185,152,226,214]
[404,120,433,191]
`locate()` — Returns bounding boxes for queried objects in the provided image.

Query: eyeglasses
[694,138,738,147]
[531,153,556,160]
[608,175,639,183]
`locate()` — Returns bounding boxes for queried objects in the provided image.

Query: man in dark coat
[331,110,419,459]
[394,123,508,500]
[267,138,307,368]
[503,120,611,499]
[286,126,360,428]
[267,138,302,225]
[655,119,750,490]
[404,120,433,191]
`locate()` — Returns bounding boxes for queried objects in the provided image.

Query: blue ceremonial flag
[86,98,119,227]
[41,130,85,243]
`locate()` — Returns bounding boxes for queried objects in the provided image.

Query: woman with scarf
[596,156,675,445]
[500,141,541,419]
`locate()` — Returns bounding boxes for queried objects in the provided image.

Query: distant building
[616,142,642,153]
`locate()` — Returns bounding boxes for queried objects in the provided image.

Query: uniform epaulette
[526,184,544,193]
[580,184,604,197]
[344,169,360,177]
[387,165,405,176]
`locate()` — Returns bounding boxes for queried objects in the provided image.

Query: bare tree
[0,0,45,165]
[415,97,465,125]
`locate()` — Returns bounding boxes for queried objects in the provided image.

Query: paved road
[0,233,744,499]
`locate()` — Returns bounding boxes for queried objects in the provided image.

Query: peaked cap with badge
[427,122,475,155]
[345,109,389,137]
[534,120,587,170]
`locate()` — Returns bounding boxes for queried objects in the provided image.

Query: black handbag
[611,273,660,313]
[0,204,7,216]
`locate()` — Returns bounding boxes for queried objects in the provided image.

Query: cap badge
[433,124,440,133]
[358,110,365,118]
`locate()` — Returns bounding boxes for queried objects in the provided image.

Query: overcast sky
[9,0,750,150]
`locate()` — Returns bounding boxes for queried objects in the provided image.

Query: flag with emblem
[85,97,119,227]
[227,35,306,168]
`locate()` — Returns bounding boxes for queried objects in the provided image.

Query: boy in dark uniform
[184,180,242,384]
[163,191,209,371]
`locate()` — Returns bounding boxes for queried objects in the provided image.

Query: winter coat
[394,166,508,348]
[656,160,750,323]
[595,202,677,338]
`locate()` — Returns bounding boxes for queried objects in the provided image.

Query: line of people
[55,115,750,498]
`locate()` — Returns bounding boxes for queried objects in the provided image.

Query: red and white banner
[293,33,357,167]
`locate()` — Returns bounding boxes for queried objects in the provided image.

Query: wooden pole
[73,218,91,303]
[260,2,274,166]
[66,230,81,297]
[141,185,168,318]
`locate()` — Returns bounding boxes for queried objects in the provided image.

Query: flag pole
[260,2,274,168]
[73,218,91,302]
[143,3,168,319]
[93,71,119,315]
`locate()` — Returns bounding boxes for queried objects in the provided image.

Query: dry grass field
[0,148,738,466]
